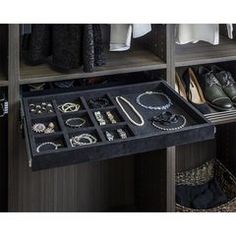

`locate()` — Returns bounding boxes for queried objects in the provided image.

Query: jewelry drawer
[21,80,215,171]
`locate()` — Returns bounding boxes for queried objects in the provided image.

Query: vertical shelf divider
[166,24,176,212]
[8,24,20,211]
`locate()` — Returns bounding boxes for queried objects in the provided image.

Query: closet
[1,24,236,212]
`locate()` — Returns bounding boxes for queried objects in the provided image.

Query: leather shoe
[182,68,210,114]
[197,66,233,111]
[210,65,236,106]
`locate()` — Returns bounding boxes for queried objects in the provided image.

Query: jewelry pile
[58,102,81,113]
[70,133,97,147]
[29,102,54,114]
[32,122,56,134]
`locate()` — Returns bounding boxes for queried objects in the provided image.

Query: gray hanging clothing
[176,24,233,45]
[110,24,151,51]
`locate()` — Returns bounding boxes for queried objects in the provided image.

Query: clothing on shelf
[110,24,152,51]
[176,24,233,45]
[176,178,228,209]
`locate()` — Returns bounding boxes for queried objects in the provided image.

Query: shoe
[175,72,187,100]
[210,65,236,106]
[182,68,210,114]
[197,66,233,111]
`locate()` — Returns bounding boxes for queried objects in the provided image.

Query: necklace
[136,91,172,110]
[115,96,144,127]
[151,112,187,131]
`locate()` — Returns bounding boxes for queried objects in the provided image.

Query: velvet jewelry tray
[21,80,215,171]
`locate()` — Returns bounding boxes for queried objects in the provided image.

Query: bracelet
[70,133,97,147]
[65,117,86,128]
[136,91,172,111]
[88,97,110,109]
[115,96,144,127]
[151,113,187,131]
[36,142,61,153]
[58,102,80,113]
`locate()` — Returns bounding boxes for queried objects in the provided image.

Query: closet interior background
[0,24,236,211]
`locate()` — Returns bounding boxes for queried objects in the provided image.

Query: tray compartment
[31,116,61,136]
[85,94,114,109]
[27,98,55,117]
[62,111,94,131]
[34,133,67,154]
[101,124,135,142]
[55,95,85,113]
[22,80,215,171]
[68,128,102,148]
[92,108,125,126]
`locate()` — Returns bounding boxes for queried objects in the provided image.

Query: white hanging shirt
[110,24,152,51]
[176,24,233,45]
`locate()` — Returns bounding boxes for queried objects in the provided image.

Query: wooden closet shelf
[176,36,236,67]
[19,49,166,85]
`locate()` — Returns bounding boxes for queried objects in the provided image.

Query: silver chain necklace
[136,91,172,110]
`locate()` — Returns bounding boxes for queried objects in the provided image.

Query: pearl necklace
[115,96,144,127]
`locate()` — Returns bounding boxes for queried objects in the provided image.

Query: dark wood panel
[0,116,8,211]
[176,36,236,67]
[176,140,216,172]
[216,123,236,175]
[135,149,167,212]
[8,25,21,211]
[20,48,166,85]
[14,132,135,212]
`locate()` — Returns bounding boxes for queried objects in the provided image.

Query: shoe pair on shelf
[175,66,236,113]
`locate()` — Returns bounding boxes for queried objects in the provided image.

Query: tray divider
[52,100,71,148]
[106,93,138,136]
[80,96,107,142]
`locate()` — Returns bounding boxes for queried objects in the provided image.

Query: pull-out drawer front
[22,80,215,171]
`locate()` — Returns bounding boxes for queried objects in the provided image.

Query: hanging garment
[51,24,83,71]
[176,24,233,45]
[83,24,95,72]
[24,24,51,65]
[110,24,152,51]
[24,24,106,72]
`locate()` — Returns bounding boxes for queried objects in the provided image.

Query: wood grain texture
[8,24,20,211]
[176,36,236,67]
[16,133,135,212]
[0,116,8,211]
[20,48,166,85]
